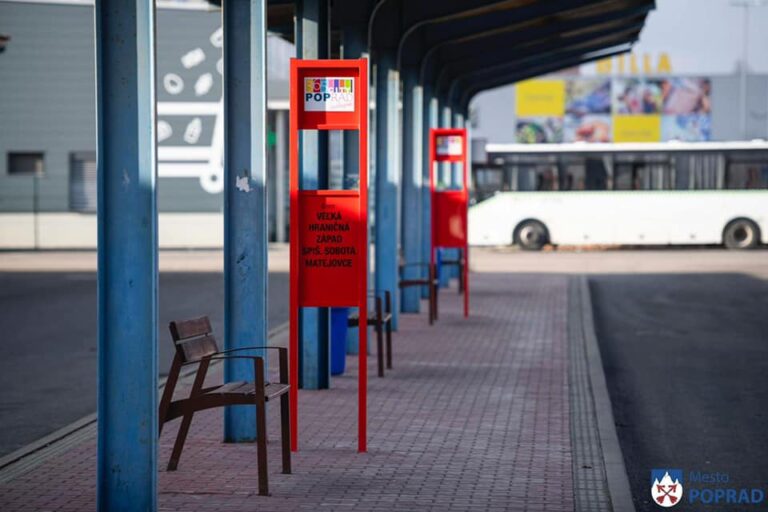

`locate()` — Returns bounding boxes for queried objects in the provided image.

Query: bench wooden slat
[170,316,212,341]
[264,383,290,400]
[206,381,289,401]
[211,381,250,394]
[399,279,436,287]
[348,310,379,321]
[178,334,219,363]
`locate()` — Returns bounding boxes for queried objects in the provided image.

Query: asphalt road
[0,270,289,457]
[590,273,768,512]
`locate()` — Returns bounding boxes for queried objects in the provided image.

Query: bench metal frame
[158,316,291,496]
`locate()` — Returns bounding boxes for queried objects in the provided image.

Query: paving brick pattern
[0,274,574,511]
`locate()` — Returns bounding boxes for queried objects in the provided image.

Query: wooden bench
[158,316,290,496]
[347,291,393,377]
[399,262,438,324]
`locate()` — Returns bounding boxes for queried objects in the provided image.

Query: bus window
[727,163,768,189]
[614,164,634,190]
[585,158,608,190]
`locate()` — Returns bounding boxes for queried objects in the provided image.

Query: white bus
[469,142,768,250]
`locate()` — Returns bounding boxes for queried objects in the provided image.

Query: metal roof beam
[437,3,651,64]
[438,20,644,99]
[414,0,653,82]
[458,43,633,111]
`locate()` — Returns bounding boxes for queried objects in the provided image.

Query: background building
[1,0,767,248]
[0,0,294,248]
[469,0,768,199]
[471,0,768,144]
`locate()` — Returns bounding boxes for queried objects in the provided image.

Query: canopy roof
[208,0,654,110]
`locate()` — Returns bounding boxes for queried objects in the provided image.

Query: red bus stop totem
[429,128,469,318]
[289,59,369,453]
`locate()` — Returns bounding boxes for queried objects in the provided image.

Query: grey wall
[710,75,768,141]
[0,2,95,212]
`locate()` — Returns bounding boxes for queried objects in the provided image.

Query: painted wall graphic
[514,76,712,143]
[157,27,224,194]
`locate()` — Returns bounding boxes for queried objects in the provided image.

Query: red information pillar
[429,128,470,318]
[289,59,369,453]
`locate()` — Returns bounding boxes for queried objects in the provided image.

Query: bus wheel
[723,218,760,250]
[514,220,549,251]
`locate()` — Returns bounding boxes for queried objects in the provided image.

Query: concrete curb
[0,321,289,483]
[577,275,635,512]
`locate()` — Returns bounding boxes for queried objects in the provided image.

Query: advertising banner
[515,79,565,117]
[613,114,662,143]
[514,77,712,143]
[303,77,355,112]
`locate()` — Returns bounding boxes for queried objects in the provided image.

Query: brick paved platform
[0,274,581,511]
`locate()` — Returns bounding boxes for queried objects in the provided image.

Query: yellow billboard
[612,115,661,142]
[514,77,711,143]
[515,79,565,117]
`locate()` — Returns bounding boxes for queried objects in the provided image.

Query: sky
[596,0,768,75]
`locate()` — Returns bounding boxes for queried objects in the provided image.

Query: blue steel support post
[449,107,466,282]
[296,0,331,388]
[222,0,267,442]
[440,98,452,188]
[449,108,465,282]
[375,52,400,329]
[421,84,437,298]
[462,106,472,217]
[400,68,422,313]
[343,26,366,354]
[95,0,157,510]
[342,27,365,189]
[452,108,465,185]
[437,99,453,288]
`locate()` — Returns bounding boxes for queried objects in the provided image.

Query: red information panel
[433,191,467,249]
[298,191,361,307]
[289,59,369,454]
[430,128,469,318]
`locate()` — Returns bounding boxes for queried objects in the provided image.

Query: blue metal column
[342,27,365,189]
[449,108,465,283]
[421,84,438,298]
[453,110,465,128]
[95,1,157,510]
[222,0,267,442]
[343,26,366,355]
[452,108,465,199]
[296,0,331,388]
[375,52,400,329]
[438,98,453,288]
[275,110,288,243]
[400,69,422,313]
